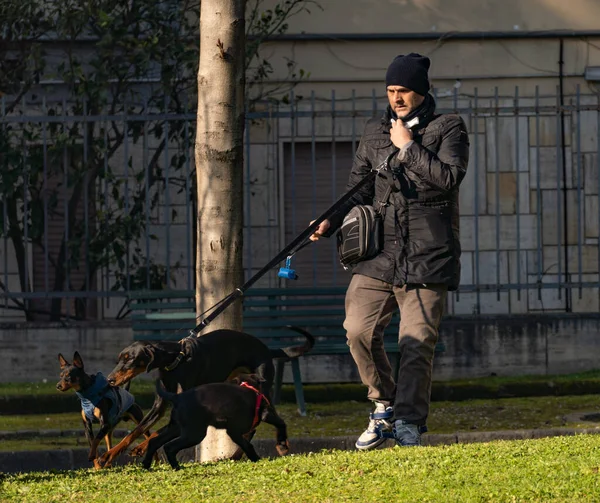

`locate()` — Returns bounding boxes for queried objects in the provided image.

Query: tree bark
[196,0,245,332]
[194,0,246,462]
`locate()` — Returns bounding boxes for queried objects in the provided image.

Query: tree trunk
[194,0,246,462]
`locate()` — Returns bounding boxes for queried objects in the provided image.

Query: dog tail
[269,326,315,359]
[154,379,179,403]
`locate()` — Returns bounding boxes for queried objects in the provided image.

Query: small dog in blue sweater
[56,351,151,468]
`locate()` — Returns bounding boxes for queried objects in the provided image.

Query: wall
[2,314,600,383]
[262,0,600,33]
[253,0,600,99]
[297,314,600,383]
[0,322,133,383]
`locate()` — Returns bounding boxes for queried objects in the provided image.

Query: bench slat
[243,299,345,307]
[132,308,347,321]
[244,308,345,317]
[133,318,402,330]
[246,287,347,296]
[128,287,347,299]
[130,302,195,311]
[133,313,197,321]
[129,290,194,300]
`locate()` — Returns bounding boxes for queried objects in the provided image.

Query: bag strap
[374,151,398,215]
[374,184,393,215]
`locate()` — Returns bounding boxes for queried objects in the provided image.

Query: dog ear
[143,346,158,372]
[229,375,243,385]
[58,353,69,368]
[235,373,265,386]
[73,352,84,369]
[248,373,266,383]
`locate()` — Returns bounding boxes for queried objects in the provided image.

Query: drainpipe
[558,38,572,312]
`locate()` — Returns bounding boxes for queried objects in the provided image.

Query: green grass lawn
[2,434,600,502]
[2,394,600,452]
[3,368,600,397]
[0,379,158,397]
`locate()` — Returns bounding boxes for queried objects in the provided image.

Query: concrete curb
[2,427,600,474]
[6,380,600,415]
[0,429,132,440]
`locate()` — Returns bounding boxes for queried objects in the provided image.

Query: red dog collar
[239,381,270,431]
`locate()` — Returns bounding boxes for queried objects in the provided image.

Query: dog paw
[229,447,245,461]
[96,453,111,468]
[129,445,146,458]
[94,457,111,469]
[275,441,290,456]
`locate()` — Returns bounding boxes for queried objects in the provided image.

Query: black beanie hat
[385,53,431,96]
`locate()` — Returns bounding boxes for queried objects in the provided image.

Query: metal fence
[1,85,599,321]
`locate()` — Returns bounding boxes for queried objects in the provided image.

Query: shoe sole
[395,443,421,447]
[355,436,388,451]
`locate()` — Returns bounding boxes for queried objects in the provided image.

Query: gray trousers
[343,274,447,426]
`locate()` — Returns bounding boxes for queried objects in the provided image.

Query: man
[310,53,469,448]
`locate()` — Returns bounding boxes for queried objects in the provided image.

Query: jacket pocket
[365,133,394,150]
[407,200,454,256]
[418,133,441,152]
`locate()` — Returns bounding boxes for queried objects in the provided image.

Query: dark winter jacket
[327,95,470,290]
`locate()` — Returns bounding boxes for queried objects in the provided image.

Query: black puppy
[141,376,289,470]
[99,327,313,467]
[56,352,152,469]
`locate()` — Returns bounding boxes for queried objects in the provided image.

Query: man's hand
[390,118,413,150]
[309,219,330,241]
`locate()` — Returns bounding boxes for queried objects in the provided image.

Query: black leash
[183,152,396,340]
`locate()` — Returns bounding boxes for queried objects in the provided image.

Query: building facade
[2,0,600,320]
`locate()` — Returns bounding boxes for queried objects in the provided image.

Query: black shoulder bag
[336,155,395,270]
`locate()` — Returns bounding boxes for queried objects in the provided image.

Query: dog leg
[230,429,258,461]
[98,424,143,467]
[262,406,290,456]
[254,362,275,402]
[90,423,111,466]
[98,434,114,468]
[81,411,95,455]
[228,431,260,462]
[98,400,166,467]
[141,425,180,470]
[124,404,160,463]
[162,432,207,470]
[104,434,113,453]
[130,430,161,457]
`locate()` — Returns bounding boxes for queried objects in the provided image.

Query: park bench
[127,287,445,416]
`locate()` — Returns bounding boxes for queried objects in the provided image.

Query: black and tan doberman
[98,327,314,467]
[141,375,289,470]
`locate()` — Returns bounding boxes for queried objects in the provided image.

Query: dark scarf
[384,93,437,130]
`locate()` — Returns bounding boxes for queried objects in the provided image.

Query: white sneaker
[355,402,393,450]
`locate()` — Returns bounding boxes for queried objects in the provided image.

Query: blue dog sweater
[75,372,135,426]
